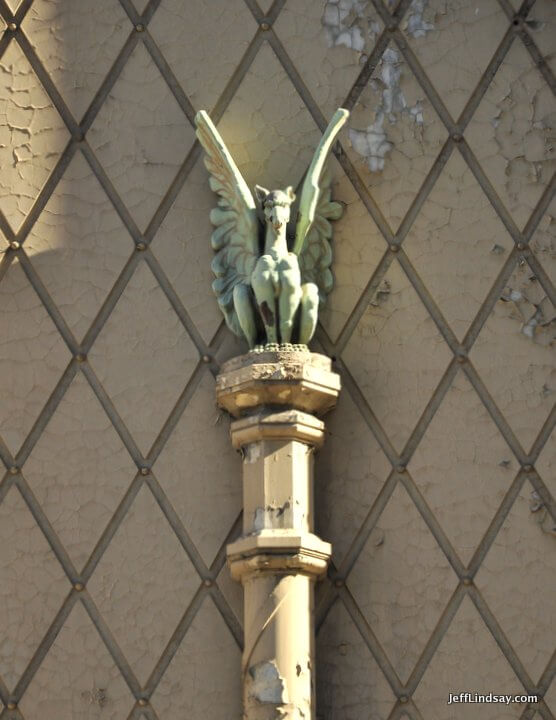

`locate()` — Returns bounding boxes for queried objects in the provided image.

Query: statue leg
[233,283,257,348]
[278,255,302,343]
[298,282,319,344]
[251,256,278,344]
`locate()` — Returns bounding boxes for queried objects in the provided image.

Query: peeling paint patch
[248,660,289,704]
[246,443,262,464]
[322,1,434,172]
[403,0,435,39]
[348,47,426,171]
[529,490,556,536]
[499,264,555,344]
[322,0,381,52]
[369,278,391,306]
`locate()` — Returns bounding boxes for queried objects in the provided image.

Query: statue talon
[196,108,349,348]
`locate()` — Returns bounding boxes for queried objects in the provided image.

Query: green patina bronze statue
[195,108,349,349]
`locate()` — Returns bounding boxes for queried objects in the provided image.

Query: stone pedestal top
[216,348,341,418]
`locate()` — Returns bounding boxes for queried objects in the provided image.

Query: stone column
[216,348,340,720]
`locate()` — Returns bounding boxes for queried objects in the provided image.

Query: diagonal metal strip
[340,583,405,696]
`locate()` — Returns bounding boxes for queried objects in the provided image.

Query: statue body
[195,108,349,348]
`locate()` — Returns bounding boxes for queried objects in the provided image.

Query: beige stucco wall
[0,1,554,719]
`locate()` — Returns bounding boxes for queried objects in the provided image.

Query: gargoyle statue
[195,107,349,349]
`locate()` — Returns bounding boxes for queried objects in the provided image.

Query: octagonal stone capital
[216,348,341,418]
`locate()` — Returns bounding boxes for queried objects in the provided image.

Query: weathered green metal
[195,108,349,349]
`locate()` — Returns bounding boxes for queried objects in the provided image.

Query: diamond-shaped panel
[475,483,556,682]
[316,599,396,720]
[403,0,508,120]
[404,150,514,341]
[88,483,199,685]
[318,156,386,343]
[24,372,136,571]
[413,594,525,719]
[216,42,323,192]
[88,260,198,454]
[408,370,516,565]
[0,41,71,232]
[150,598,241,720]
[347,482,459,683]
[345,41,449,232]
[151,157,227,345]
[19,601,135,720]
[88,42,195,231]
[274,1,384,120]
[470,268,555,452]
[22,0,130,121]
[25,151,133,341]
[315,387,391,567]
[154,370,242,566]
[0,257,71,454]
[149,0,257,113]
[465,40,556,230]
[0,486,68,689]
[342,259,452,452]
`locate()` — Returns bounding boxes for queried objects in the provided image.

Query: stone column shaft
[217,350,340,720]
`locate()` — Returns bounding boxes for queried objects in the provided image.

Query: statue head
[255,185,296,232]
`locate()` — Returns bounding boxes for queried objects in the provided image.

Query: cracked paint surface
[414,595,525,719]
[216,43,323,193]
[346,40,448,229]
[151,158,229,344]
[0,41,70,232]
[88,42,195,231]
[475,483,556,682]
[24,372,136,570]
[0,1,555,717]
[405,151,514,340]
[87,484,198,686]
[0,487,68,690]
[149,0,257,114]
[465,40,556,230]
[348,481,459,683]
[25,151,133,341]
[315,389,390,566]
[470,271,554,452]
[150,599,241,720]
[408,371,517,564]
[275,0,381,120]
[19,602,134,720]
[154,370,242,566]
[88,260,199,454]
[0,258,70,454]
[342,259,452,452]
[406,0,507,119]
[317,599,396,719]
[22,0,130,121]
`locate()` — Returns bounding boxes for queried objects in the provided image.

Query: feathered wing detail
[194,110,260,336]
[295,108,349,305]
[294,108,348,257]
[297,162,343,303]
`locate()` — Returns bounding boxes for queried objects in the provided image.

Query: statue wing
[294,108,349,303]
[195,110,260,336]
[297,162,343,302]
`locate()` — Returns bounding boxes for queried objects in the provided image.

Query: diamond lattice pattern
[0,0,554,718]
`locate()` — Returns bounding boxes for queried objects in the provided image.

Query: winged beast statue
[195,108,349,349]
